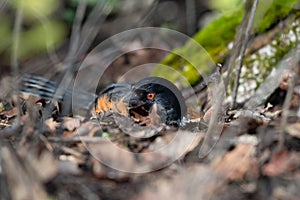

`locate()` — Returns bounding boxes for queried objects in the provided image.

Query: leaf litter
[0,62,300,200]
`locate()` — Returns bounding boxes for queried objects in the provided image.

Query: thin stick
[11,6,23,124]
[186,0,196,35]
[44,0,87,116]
[278,63,298,149]
[224,0,258,108]
[78,1,110,56]
[184,63,222,100]
[65,0,87,62]
[232,0,259,108]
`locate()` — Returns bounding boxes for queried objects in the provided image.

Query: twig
[278,62,299,149]
[245,15,294,55]
[10,6,23,125]
[232,0,258,108]
[245,43,300,108]
[137,0,159,27]
[224,0,258,108]
[0,142,48,200]
[198,80,225,159]
[65,0,87,62]
[186,0,196,35]
[11,6,22,76]
[184,63,222,100]
[78,1,112,56]
[48,136,108,143]
[44,0,87,116]
[44,1,115,116]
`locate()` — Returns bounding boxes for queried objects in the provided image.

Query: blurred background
[1,1,300,200]
[0,0,299,95]
[0,0,239,76]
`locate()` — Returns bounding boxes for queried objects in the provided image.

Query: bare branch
[224,0,259,108]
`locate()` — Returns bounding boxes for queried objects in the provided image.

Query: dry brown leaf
[129,104,149,123]
[62,117,81,131]
[279,69,293,90]
[149,130,204,159]
[203,107,213,122]
[114,113,163,138]
[0,101,4,112]
[0,107,18,118]
[211,143,259,181]
[56,160,83,175]
[91,157,136,181]
[87,140,170,174]
[44,118,60,132]
[87,126,102,137]
[285,122,300,138]
[291,93,299,108]
[26,150,58,181]
[134,165,236,200]
[1,145,48,200]
[76,121,97,136]
[63,130,76,137]
[262,150,300,176]
[63,121,97,137]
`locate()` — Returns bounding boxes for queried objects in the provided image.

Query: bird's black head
[127,77,187,125]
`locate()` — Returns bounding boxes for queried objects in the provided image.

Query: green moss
[153,6,244,85]
[193,7,243,58]
[255,0,299,33]
[154,0,299,86]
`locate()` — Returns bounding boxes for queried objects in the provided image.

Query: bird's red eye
[147,93,155,100]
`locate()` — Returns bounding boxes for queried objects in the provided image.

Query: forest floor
[1,44,300,200]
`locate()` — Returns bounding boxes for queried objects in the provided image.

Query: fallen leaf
[262,150,300,176]
[291,93,299,108]
[56,160,82,175]
[203,107,212,122]
[63,130,76,137]
[0,107,18,118]
[1,144,48,200]
[63,117,81,131]
[44,118,60,132]
[149,130,204,159]
[129,104,149,123]
[133,165,241,200]
[87,139,170,173]
[285,123,300,138]
[0,101,4,112]
[26,150,58,181]
[279,69,293,90]
[211,143,259,181]
[114,113,163,138]
[63,121,96,137]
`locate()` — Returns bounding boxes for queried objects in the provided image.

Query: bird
[20,75,187,126]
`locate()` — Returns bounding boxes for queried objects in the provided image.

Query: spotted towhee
[21,75,187,126]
